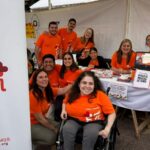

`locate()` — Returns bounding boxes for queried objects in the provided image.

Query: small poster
[133,69,150,89]
[26,23,36,38]
[108,83,128,100]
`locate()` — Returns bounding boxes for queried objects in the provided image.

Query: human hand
[61,110,67,120]
[99,127,110,139]
[88,64,94,69]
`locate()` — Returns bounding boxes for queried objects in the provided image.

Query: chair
[104,58,111,69]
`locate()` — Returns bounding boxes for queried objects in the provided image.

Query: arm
[99,112,116,138]
[57,84,72,95]
[34,113,58,133]
[111,67,131,74]
[34,45,41,66]
[61,103,67,120]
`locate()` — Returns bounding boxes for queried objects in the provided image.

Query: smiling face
[90,49,98,60]
[43,58,55,72]
[49,24,58,36]
[79,76,94,96]
[36,71,49,90]
[63,54,73,68]
[68,20,76,31]
[121,41,131,55]
[84,28,93,39]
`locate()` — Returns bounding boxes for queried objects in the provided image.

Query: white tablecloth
[100,77,150,112]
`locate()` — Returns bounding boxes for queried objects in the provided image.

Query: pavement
[115,113,150,150]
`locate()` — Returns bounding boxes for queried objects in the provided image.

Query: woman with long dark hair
[30,69,71,149]
[59,52,82,87]
[111,39,136,74]
[61,71,116,150]
[30,69,57,149]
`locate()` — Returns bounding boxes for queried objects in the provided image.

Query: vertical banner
[0,1,32,150]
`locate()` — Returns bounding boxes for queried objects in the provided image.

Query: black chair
[104,58,111,69]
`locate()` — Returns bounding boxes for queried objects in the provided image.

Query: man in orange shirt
[35,21,62,66]
[29,54,61,88]
[58,18,77,54]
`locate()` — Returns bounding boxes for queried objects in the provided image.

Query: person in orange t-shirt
[29,69,58,148]
[59,52,82,87]
[29,54,61,88]
[29,69,72,148]
[111,39,136,74]
[35,21,62,66]
[61,71,116,150]
[73,27,94,58]
[58,18,77,54]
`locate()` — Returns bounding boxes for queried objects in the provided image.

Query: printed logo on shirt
[84,107,103,122]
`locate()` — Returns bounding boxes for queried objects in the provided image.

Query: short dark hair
[90,47,98,53]
[68,18,76,24]
[48,21,58,28]
[42,54,55,63]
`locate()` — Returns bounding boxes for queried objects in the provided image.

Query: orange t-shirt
[63,91,115,122]
[58,28,77,54]
[48,64,61,87]
[73,37,94,52]
[59,69,82,87]
[30,88,58,125]
[35,33,62,61]
[89,59,99,67]
[111,51,136,70]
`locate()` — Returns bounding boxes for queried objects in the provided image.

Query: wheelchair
[56,117,119,150]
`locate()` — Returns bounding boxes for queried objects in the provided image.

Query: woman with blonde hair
[111,39,136,74]
[74,28,95,60]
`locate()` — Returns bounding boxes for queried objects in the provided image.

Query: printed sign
[133,69,150,89]
[108,83,128,100]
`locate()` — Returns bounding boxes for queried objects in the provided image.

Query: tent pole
[125,0,131,38]
[48,0,52,10]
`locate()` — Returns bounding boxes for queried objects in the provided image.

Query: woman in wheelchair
[61,71,116,150]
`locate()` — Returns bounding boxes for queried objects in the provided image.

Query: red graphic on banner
[0,62,8,91]
[0,137,11,147]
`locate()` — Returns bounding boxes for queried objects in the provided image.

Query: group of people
[34,18,95,66]
[29,67,115,150]
[28,54,115,149]
[28,17,150,150]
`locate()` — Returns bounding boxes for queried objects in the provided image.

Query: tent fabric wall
[128,0,150,52]
[26,0,150,58]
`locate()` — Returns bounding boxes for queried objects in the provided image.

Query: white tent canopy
[26,0,150,58]
[30,0,98,9]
